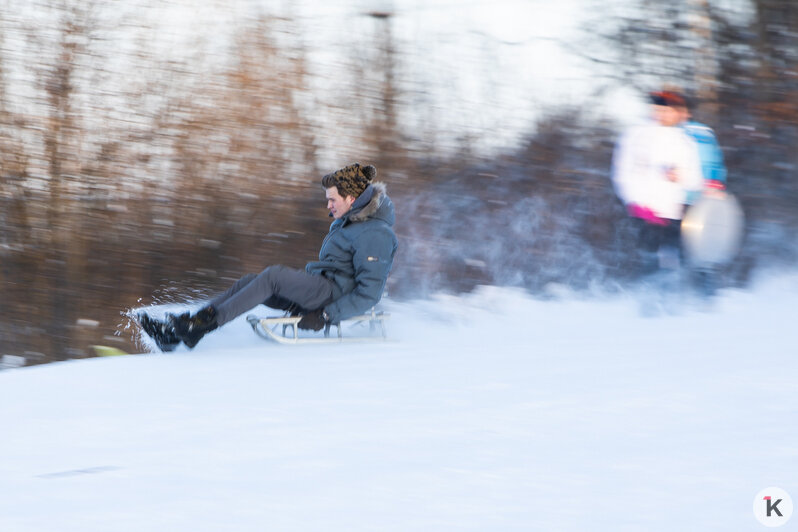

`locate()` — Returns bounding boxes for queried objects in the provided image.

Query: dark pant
[635,219,682,274]
[210,265,336,326]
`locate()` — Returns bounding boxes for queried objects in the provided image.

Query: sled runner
[246,308,390,345]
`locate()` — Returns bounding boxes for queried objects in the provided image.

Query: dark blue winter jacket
[305,183,397,322]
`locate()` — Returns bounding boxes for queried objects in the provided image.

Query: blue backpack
[683,120,727,184]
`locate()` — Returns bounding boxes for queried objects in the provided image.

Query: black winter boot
[138,312,181,352]
[172,306,218,349]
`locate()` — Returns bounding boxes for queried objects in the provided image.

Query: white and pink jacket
[612,122,704,221]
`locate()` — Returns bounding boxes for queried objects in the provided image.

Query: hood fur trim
[349,182,387,222]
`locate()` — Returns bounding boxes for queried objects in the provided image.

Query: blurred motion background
[1,0,796,365]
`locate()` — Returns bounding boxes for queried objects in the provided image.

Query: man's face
[326,187,356,220]
[653,104,683,127]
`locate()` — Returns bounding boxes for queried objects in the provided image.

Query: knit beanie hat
[649,90,688,108]
[321,163,376,198]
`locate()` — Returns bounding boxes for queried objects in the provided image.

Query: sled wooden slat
[246,310,390,345]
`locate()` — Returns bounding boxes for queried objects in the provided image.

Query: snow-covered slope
[1,274,797,531]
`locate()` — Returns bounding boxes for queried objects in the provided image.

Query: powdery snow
[1,273,797,531]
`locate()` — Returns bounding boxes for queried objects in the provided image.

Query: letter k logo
[765,496,784,517]
[755,488,792,527]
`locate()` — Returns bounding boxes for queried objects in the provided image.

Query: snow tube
[681,191,745,266]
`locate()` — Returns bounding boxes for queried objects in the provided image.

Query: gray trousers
[210,265,336,326]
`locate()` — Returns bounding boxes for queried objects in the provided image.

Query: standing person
[139,163,398,352]
[667,90,733,296]
[611,90,704,275]
[671,91,727,193]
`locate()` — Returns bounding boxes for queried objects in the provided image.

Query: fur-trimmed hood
[344,182,394,226]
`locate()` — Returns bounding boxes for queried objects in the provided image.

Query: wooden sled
[246,308,390,345]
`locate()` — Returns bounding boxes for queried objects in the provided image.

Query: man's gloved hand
[298,308,328,331]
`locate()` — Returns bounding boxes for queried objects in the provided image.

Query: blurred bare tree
[0,3,329,362]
